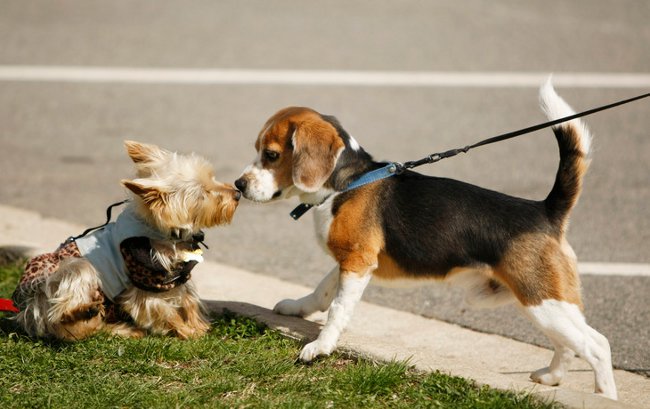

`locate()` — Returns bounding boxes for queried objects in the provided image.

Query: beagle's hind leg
[499,237,616,399]
[529,341,575,386]
[520,300,617,400]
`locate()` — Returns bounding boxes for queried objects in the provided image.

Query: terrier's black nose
[234,178,247,192]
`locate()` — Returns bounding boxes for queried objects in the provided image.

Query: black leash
[65,199,129,243]
[64,199,210,248]
[396,91,650,173]
[290,90,650,220]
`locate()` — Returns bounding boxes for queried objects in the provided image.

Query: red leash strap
[0,298,19,313]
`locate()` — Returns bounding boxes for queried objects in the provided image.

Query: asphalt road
[0,1,648,376]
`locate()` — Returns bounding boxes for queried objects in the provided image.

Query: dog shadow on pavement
[202,300,322,344]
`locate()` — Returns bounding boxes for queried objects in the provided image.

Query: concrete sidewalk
[1,204,648,408]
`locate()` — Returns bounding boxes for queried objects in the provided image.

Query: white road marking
[1,67,648,274]
[578,262,650,277]
[0,66,649,88]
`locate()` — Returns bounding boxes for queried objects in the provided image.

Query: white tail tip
[539,76,591,154]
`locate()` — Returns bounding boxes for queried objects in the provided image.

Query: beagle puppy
[235,82,617,400]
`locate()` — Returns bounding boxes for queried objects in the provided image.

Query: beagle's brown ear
[291,117,345,192]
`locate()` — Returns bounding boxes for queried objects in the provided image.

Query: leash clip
[192,231,209,250]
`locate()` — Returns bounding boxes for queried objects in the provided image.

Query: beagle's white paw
[299,340,335,362]
[273,298,306,317]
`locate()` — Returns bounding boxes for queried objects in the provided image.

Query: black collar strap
[289,203,315,220]
[64,199,210,248]
[290,91,650,221]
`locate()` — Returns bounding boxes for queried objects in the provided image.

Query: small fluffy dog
[12,141,240,341]
[235,82,617,399]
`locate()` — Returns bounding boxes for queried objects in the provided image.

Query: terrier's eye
[263,150,280,162]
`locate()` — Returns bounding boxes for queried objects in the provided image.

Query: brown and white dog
[235,82,617,399]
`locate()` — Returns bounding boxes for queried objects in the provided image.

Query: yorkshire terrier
[12,141,240,341]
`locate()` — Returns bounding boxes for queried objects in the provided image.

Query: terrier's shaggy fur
[12,141,240,341]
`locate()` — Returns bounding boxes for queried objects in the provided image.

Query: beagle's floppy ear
[291,117,345,192]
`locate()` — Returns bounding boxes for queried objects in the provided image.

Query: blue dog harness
[290,162,400,220]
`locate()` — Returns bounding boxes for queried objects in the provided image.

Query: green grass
[0,262,558,409]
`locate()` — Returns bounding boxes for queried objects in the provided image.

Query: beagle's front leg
[298,270,372,362]
[274,266,339,317]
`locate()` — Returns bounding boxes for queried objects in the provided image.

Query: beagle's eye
[263,150,280,162]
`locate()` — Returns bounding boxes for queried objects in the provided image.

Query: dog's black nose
[234,178,247,192]
[234,190,242,201]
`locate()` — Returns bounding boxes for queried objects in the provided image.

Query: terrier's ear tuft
[121,179,167,207]
[124,140,170,164]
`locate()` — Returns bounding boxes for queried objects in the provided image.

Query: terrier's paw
[273,299,305,317]
[60,301,104,324]
[530,367,563,386]
[299,340,335,362]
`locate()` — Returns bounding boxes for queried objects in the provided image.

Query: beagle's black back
[334,170,555,278]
